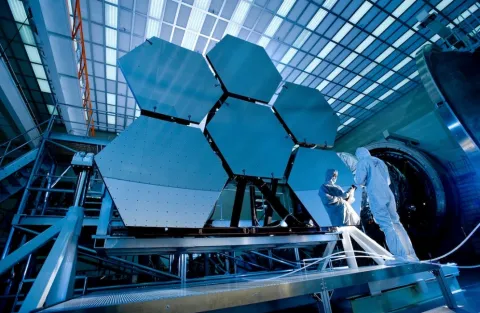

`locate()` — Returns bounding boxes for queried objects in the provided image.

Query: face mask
[331,176,337,184]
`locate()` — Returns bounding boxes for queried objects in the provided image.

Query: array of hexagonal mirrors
[95,34,356,229]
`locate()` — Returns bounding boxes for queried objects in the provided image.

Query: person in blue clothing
[318,169,360,226]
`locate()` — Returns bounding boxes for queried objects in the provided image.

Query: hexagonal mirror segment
[118,37,223,123]
[207,97,294,178]
[206,35,281,104]
[274,83,340,147]
[95,116,228,228]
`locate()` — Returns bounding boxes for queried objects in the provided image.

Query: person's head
[355,147,371,159]
[325,169,338,184]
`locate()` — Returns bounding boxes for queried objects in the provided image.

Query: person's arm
[382,161,392,186]
[319,186,343,205]
[355,160,367,186]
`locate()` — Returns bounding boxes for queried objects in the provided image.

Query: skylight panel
[105,3,118,28]
[305,58,321,73]
[18,26,35,46]
[318,42,336,58]
[409,71,419,79]
[355,35,375,53]
[453,4,479,25]
[338,104,352,114]
[392,30,415,47]
[344,117,355,125]
[37,79,51,93]
[323,0,338,10]
[294,72,308,84]
[431,34,441,42]
[393,57,412,71]
[333,87,348,99]
[349,2,373,24]
[359,62,376,76]
[378,90,394,101]
[47,104,58,115]
[7,0,29,24]
[31,64,46,80]
[332,23,353,43]
[393,78,409,90]
[345,75,361,88]
[307,8,328,30]
[363,82,379,94]
[392,0,415,17]
[350,94,365,104]
[316,80,329,91]
[277,0,296,17]
[182,31,197,50]
[293,30,311,48]
[276,63,286,73]
[257,36,270,48]
[340,52,358,67]
[375,47,394,63]
[377,70,394,84]
[327,98,336,105]
[225,0,251,36]
[366,100,379,109]
[25,45,41,63]
[281,48,298,64]
[265,16,283,37]
[106,27,118,48]
[149,0,165,19]
[106,48,117,65]
[436,0,454,11]
[106,65,117,80]
[372,16,395,37]
[187,8,207,33]
[107,93,116,105]
[326,67,342,81]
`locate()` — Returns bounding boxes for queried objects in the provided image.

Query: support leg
[341,229,358,269]
[433,267,457,309]
[19,206,84,313]
[96,191,113,236]
[318,241,336,271]
[320,290,332,313]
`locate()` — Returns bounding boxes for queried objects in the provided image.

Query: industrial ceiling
[4,0,480,139]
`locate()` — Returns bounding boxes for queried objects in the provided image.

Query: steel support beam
[341,229,358,269]
[0,220,63,276]
[19,206,84,313]
[96,191,113,236]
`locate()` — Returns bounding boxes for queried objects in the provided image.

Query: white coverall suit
[354,147,418,262]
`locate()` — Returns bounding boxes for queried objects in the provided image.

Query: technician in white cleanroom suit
[355,147,419,262]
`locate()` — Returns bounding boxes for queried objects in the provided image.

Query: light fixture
[37,79,51,93]
[326,67,342,81]
[408,71,419,79]
[359,63,376,76]
[281,47,298,64]
[307,8,327,31]
[355,35,375,53]
[323,0,338,10]
[145,19,160,39]
[24,45,42,63]
[393,78,409,90]
[305,58,321,73]
[372,16,395,37]
[149,0,165,19]
[106,27,118,48]
[392,29,414,47]
[105,3,118,28]
[265,16,283,37]
[293,29,311,48]
[345,75,361,88]
[378,90,394,101]
[332,23,353,43]
[344,117,355,125]
[317,42,336,59]
[225,0,251,36]
[377,70,394,84]
[349,2,373,24]
[277,0,296,17]
[338,104,352,113]
[350,94,365,104]
[333,87,347,98]
[392,0,415,17]
[340,52,358,68]
[31,64,47,80]
[181,31,197,50]
[375,47,394,63]
[316,80,329,91]
[294,72,308,84]
[106,48,117,65]
[363,82,379,94]
[106,65,117,81]
[257,36,270,48]
[393,57,412,71]
[436,0,454,11]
